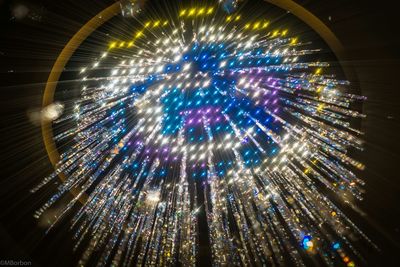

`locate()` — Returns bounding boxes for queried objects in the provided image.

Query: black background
[1,0,400,266]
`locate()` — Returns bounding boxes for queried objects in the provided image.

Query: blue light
[332,242,340,250]
[302,235,313,250]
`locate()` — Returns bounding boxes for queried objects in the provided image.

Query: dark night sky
[1,0,400,266]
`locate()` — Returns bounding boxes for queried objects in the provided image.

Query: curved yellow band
[265,0,345,60]
[42,2,120,202]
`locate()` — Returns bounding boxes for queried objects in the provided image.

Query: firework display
[33,4,374,266]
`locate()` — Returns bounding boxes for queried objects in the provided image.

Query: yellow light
[207,7,214,14]
[135,31,143,38]
[179,9,186,17]
[315,68,322,74]
[244,23,250,29]
[226,16,232,22]
[197,7,205,15]
[144,21,151,27]
[162,20,168,26]
[316,86,323,93]
[153,20,160,27]
[118,41,125,47]
[109,42,117,49]
[356,163,365,170]
[235,15,241,21]
[317,103,324,112]
[188,8,196,16]
[253,22,260,29]
[290,37,298,45]
[281,29,288,36]
[272,30,279,37]
[128,41,134,47]
[262,21,269,28]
